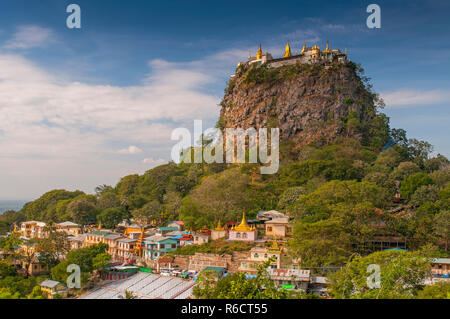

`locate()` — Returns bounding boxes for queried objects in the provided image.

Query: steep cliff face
[219,62,379,149]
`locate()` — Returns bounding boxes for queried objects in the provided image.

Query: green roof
[281,284,295,290]
[384,248,407,252]
[158,227,179,231]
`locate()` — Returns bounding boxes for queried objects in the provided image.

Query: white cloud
[0,52,226,199]
[4,25,54,49]
[142,158,166,166]
[382,89,450,107]
[118,145,143,155]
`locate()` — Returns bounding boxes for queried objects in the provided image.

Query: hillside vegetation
[1,61,449,267]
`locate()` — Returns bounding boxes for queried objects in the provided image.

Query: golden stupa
[283,41,292,58]
[232,212,255,232]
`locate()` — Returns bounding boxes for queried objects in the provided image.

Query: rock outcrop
[219,62,378,150]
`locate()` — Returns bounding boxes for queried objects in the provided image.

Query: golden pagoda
[256,44,263,60]
[268,234,281,253]
[214,219,226,231]
[283,41,292,58]
[134,227,146,257]
[300,42,306,54]
[233,212,253,232]
[323,40,331,53]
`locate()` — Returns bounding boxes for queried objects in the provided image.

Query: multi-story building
[143,235,178,261]
[116,238,137,262]
[54,221,82,236]
[19,221,47,239]
[430,258,450,281]
[265,217,292,238]
[238,239,282,274]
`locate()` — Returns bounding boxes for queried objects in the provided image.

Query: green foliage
[193,260,288,299]
[50,244,109,286]
[20,189,84,222]
[0,261,17,279]
[97,207,129,229]
[179,168,251,229]
[329,249,432,299]
[0,275,45,299]
[400,172,434,199]
[417,281,450,299]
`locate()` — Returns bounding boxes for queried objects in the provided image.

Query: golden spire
[214,219,225,231]
[283,40,292,58]
[98,222,102,230]
[300,42,306,54]
[324,40,330,53]
[268,234,280,253]
[256,43,262,60]
[234,211,253,232]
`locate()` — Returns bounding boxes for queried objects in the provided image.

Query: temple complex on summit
[239,40,347,68]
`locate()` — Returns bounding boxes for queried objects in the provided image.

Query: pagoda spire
[324,40,330,53]
[300,41,306,54]
[256,43,262,60]
[283,40,292,58]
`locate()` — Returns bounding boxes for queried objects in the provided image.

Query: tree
[434,210,450,250]
[400,172,434,199]
[132,200,161,225]
[193,260,287,299]
[67,196,98,226]
[97,207,128,229]
[36,229,70,270]
[0,232,22,264]
[390,161,421,181]
[410,185,440,208]
[92,253,111,272]
[407,139,433,167]
[417,281,450,299]
[0,261,17,279]
[289,218,352,267]
[329,249,432,299]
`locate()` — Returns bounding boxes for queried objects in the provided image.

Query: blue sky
[0,0,449,199]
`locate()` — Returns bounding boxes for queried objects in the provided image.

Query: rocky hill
[219,61,385,150]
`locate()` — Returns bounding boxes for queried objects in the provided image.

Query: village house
[178,233,194,247]
[239,242,282,274]
[68,234,85,250]
[193,228,211,245]
[40,279,69,299]
[268,268,311,291]
[167,221,184,231]
[116,238,137,262]
[54,221,82,236]
[430,258,450,281]
[265,217,292,238]
[19,221,47,239]
[143,235,178,261]
[257,210,287,222]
